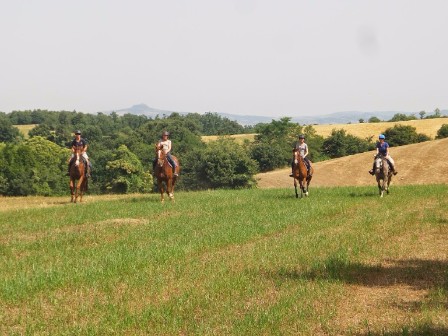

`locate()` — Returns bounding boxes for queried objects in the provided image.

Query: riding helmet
[379,134,385,139]
[298,134,305,139]
[75,130,82,135]
[162,131,170,136]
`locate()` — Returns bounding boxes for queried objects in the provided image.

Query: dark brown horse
[69,148,88,203]
[374,153,392,197]
[154,144,180,202]
[292,155,314,198]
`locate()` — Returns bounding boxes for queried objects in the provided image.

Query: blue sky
[1,0,447,117]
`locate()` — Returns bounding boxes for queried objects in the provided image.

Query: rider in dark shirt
[67,130,91,177]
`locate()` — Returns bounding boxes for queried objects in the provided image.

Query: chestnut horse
[69,148,88,203]
[154,144,180,202]
[292,155,314,198]
[374,153,393,197]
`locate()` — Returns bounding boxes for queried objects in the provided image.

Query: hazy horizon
[1,1,447,117]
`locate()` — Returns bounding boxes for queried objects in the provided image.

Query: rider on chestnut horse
[153,131,178,176]
[290,134,313,177]
[67,130,91,177]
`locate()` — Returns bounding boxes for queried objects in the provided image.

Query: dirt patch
[256,138,448,189]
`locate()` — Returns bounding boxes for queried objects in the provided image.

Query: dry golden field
[201,133,256,143]
[256,137,448,189]
[311,118,448,139]
[14,124,37,138]
[202,118,447,144]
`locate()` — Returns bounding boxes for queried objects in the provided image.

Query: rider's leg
[289,158,295,177]
[82,153,91,177]
[387,156,397,175]
[167,153,178,176]
[369,160,375,175]
[304,157,312,176]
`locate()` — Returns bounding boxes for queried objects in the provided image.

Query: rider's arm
[166,140,172,153]
[303,145,309,158]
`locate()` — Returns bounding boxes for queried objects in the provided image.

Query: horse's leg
[70,179,75,202]
[293,177,299,198]
[376,177,382,196]
[158,179,165,202]
[299,178,304,198]
[167,178,174,201]
[79,177,84,202]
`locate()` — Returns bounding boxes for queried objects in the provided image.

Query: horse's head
[155,144,165,167]
[374,153,388,174]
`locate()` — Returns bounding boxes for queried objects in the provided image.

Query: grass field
[1,186,447,335]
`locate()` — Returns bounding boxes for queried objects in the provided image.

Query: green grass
[1,185,447,335]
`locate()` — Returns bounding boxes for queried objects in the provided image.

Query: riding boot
[391,165,398,175]
[86,162,91,177]
[369,163,375,175]
[66,163,71,176]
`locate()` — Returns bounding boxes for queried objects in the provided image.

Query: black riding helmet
[298,134,305,139]
[75,130,82,135]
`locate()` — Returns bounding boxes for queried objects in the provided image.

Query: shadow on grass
[348,191,381,198]
[273,258,448,292]
[356,325,448,336]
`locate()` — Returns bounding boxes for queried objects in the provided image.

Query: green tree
[419,111,426,119]
[28,123,54,141]
[198,139,258,189]
[105,145,151,193]
[388,113,416,122]
[383,125,429,146]
[0,137,69,196]
[368,116,381,123]
[323,129,374,158]
[0,114,22,143]
[436,124,448,139]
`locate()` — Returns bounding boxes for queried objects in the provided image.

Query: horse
[374,153,393,197]
[69,148,88,203]
[292,155,314,198]
[154,144,180,202]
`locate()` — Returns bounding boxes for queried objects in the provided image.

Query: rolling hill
[256,137,448,189]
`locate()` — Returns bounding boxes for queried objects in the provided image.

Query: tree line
[1,110,447,196]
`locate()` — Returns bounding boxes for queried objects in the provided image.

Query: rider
[154,131,178,176]
[369,134,397,176]
[67,130,91,177]
[290,134,312,177]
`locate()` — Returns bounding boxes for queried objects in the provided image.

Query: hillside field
[256,137,448,189]
[1,185,447,335]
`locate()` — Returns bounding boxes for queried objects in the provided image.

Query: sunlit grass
[1,185,447,335]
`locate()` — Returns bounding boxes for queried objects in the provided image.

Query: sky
[1,0,447,117]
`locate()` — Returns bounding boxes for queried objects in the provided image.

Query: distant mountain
[111,104,177,117]
[105,104,447,126]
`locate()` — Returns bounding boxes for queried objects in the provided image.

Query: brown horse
[69,149,88,203]
[154,144,180,202]
[374,154,392,197]
[292,155,314,198]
